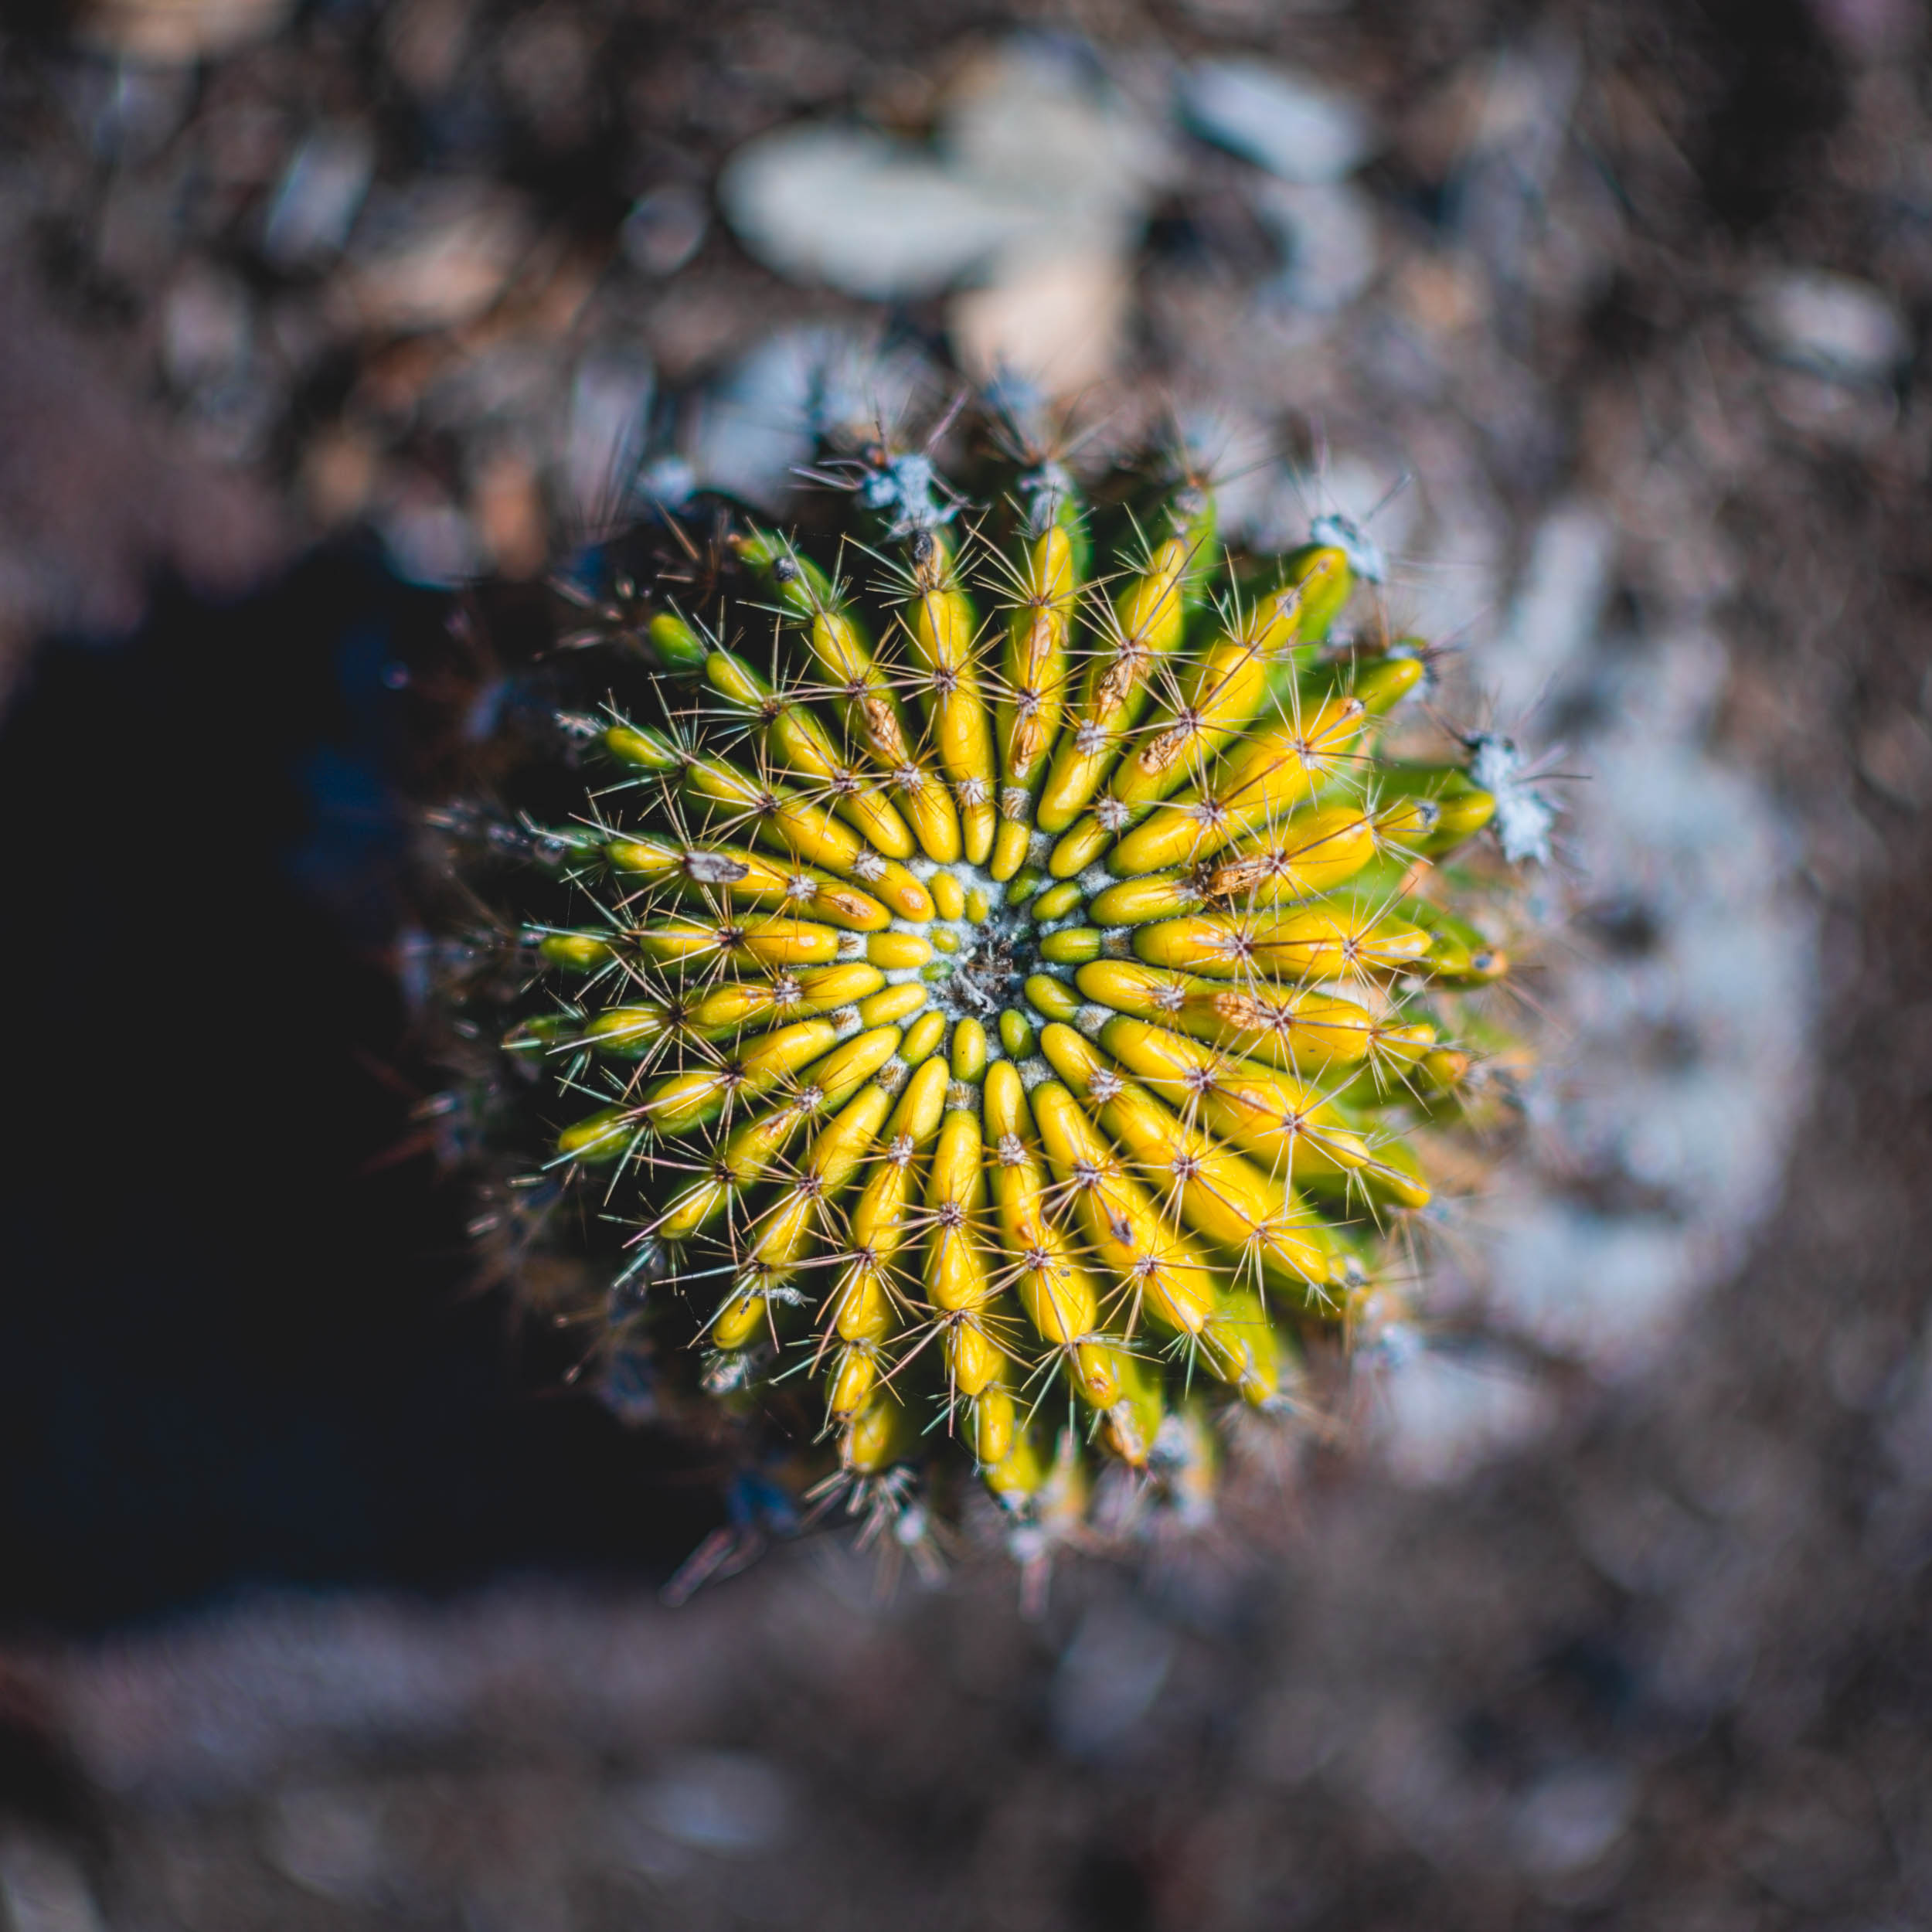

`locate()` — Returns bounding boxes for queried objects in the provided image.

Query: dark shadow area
[0,549,725,1631]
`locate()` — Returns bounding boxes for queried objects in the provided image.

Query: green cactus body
[435,415,1537,1557]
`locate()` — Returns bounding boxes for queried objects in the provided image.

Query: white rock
[942,43,1168,243]
[1484,1204,1700,1367]
[1179,57,1373,183]
[1258,179,1380,311]
[1747,268,1907,385]
[719,124,1030,301]
[1373,1343,1555,1485]
[1478,649,1815,1374]
[720,43,1163,387]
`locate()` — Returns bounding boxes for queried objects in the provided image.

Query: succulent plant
[427,397,1543,1570]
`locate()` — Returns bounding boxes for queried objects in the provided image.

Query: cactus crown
[430,396,1536,1570]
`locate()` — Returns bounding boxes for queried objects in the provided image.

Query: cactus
[427,397,1543,1567]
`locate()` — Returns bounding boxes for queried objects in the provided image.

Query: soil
[0,0,1929,1926]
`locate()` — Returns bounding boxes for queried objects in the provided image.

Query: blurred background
[1,0,1929,1924]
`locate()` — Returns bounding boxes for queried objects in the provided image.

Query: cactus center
[933,908,1039,1026]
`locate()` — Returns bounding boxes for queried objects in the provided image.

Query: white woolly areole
[1021,459,1072,535]
[1466,733,1556,865]
[1018,1056,1053,1090]
[1310,510,1388,584]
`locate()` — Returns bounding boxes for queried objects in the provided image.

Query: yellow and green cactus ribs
[444,413,1544,1561]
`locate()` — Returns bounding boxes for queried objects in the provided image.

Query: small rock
[495,5,594,141]
[950,250,1128,395]
[379,478,482,586]
[344,182,534,333]
[262,125,376,267]
[1179,57,1373,183]
[76,0,294,63]
[1510,1765,1635,1878]
[0,1833,105,1932]
[1858,711,1932,808]
[382,0,473,96]
[87,62,196,160]
[621,184,709,277]
[301,425,382,528]
[162,267,251,390]
[1391,248,1492,339]
[1746,268,1907,386]
[624,1752,791,1856]
[264,1786,391,1906]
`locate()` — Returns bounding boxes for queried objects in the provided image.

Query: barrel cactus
[427,396,1543,1570]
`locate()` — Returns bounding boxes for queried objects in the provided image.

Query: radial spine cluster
[437,410,1537,1558]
